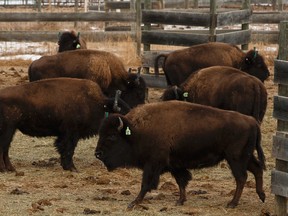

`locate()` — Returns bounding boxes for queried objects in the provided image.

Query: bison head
[95,114,134,171]
[58,30,86,53]
[104,90,131,116]
[121,72,147,108]
[240,48,270,82]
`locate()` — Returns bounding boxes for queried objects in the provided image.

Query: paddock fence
[0,0,286,87]
[272,20,288,216]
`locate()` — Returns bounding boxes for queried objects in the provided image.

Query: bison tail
[255,124,266,170]
[154,54,168,76]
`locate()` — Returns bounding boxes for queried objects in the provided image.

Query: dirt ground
[0,40,280,216]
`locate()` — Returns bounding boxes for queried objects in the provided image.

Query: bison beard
[95,101,266,209]
[0,78,131,172]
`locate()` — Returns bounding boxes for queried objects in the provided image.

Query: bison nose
[95,151,103,160]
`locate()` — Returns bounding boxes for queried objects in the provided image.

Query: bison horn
[253,47,258,59]
[118,117,124,131]
[77,32,80,39]
[113,90,122,112]
[134,67,141,85]
[173,86,179,100]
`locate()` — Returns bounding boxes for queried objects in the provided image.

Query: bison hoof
[127,200,139,210]
[176,199,185,206]
[258,192,266,203]
[226,201,238,208]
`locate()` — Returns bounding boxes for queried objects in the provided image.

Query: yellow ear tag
[125,127,131,136]
[76,44,81,49]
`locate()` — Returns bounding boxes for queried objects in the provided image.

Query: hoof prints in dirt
[32,157,60,167]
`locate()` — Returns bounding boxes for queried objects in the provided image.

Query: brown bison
[28,49,147,108]
[154,42,270,85]
[162,66,267,123]
[58,30,87,52]
[0,78,131,173]
[95,101,266,209]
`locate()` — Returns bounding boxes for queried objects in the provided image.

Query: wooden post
[143,0,151,74]
[74,0,79,28]
[193,0,199,9]
[209,0,217,42]
[278,0,283,11]
[273,20,288,216]
[143,0,151,52]
[131,0,141,56]
[241,0,250,50]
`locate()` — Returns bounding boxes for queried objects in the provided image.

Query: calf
[58,30,87,52]
[95,101,266,209]
[162,66,267,123]
[154,42,270,85]
[0,78,130,172]
[28,49,147,108]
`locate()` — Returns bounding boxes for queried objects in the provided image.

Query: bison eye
[95,151,103,159]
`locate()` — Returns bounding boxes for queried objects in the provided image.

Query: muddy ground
[0,38,280,216]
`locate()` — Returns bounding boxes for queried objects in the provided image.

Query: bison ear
[117,117,132,136]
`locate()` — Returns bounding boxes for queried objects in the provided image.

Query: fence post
[209,0,217,42]
[241,0,250,50]
[143,0,151,52]
[273,20,288,216]
[131,0,141,56]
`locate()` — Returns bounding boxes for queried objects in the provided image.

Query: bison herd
[0,32,271,211]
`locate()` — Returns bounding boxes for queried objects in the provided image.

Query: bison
[154,42,270,86]
[0,77,131,173]
[58,30,87,52]
[28,49,147,108]
[95,101,266,209]
[162,66,267,123]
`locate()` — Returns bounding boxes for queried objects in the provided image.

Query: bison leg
[3,145,15,172]
[54,134,79,172]
[0,127,16,172]
[226,160,248,208]
[247,155,265,203]
[127,163,162,209]
[171,168,192,205]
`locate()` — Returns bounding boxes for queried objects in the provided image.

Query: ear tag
[105,112,109,118]
[183,92,188,101]
[76,44,81,49]
[125,127,131,136]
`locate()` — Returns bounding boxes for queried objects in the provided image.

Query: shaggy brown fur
[0,78,130,172]
[95,101,266,209]
[154,42,270,85]
[162,66,268,123]
[28,49,146,108]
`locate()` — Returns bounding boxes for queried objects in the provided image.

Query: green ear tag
[125,127,131,136]
[76,44,81,49]
[183,92,188,98]
[105,112,109,118]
